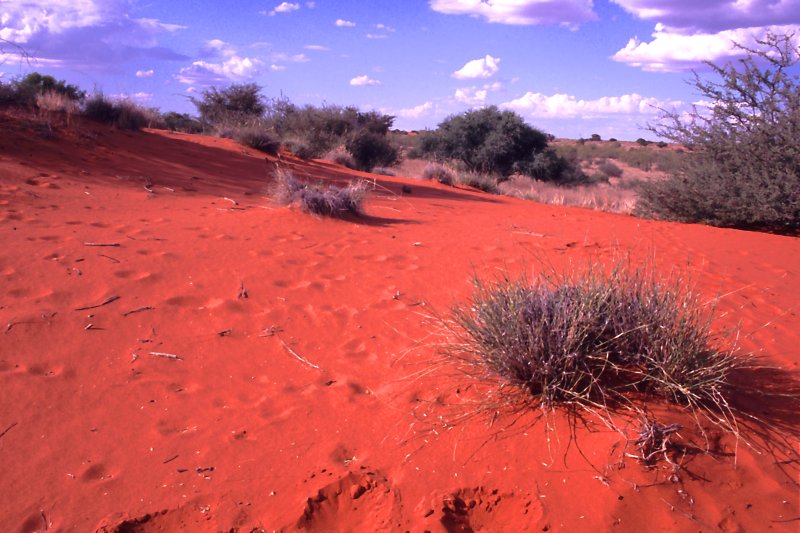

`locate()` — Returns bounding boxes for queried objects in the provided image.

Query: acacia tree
[637,32,800,232]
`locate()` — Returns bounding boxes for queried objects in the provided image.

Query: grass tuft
[272,170,367,218]
[235,127,281,155]
[421,162,456,185]
[442,261,744,425]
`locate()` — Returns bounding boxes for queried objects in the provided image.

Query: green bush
[458,173,499,194]
[345,130,399,171]
[81,94,149,130]
[161,112,203,133]
[422,106,548,177]
[0,72,85,108]
[236,128,280,155]
[638,32,800,232]
[191,83,266,127]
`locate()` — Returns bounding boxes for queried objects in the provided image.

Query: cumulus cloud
[177,55,263,85]
[396,101,434,119]
[501,92,680,119]
[135,69,154,78]
[612,24,800,71]
[430,0,597,27]
[335,19,356,27]
[177,40,264,85]
[453,82,503,105]
[350,75,381,86]
[453,54,500,79]
[264,2,300,16]
[611,0,800,34]
[0,0,187,70]
[304,44,331,51]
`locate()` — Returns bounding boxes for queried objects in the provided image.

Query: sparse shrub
[113,100,150,130]
[590,133,602,142]
[324,147,357,169]
[444,261,743,419]
[638,32,800,232]
[161,112,203,133]
[0,72,85,108]
[656,141,668,148]
[422,162,456,185]
[345,130,399,171]
[282,138,317,159]
[82,93,118,123]
[458,173,499,194]
[371,167,396,176]
[81,94,149,130]
[597,160,623,178]
[635,138,651,146]
[272,170,367,217]
[236,127,280,155]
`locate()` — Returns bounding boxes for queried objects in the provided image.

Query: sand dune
[1,115,798,532]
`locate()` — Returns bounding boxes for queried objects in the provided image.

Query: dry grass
[271,170,367,218]
[437,259,747,441]
[421,162,456,185]
[499,175,638,214]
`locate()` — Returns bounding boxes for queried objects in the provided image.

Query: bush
[236,128,280,155]
[422,162,456,185]
[345,130,399,171]
[521,147,587,184]
[161,112,203,133]
[191,83,266,127]
[638,32,800,232]
[35,91,79,115]
[597,160,623,178]
[444,261,743,418]
[458,173,499,194]
[324,147,357,169]
[0,72,85,108]
[272,170,367,217]
[422,106,549,177]
[81,94,149,130]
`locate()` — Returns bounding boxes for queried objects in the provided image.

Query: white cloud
[335,19,356,27]
[453,82,503,105]
[610,0,800,34]
[264,2,300,16]
[396,101,434,119]
[135,69,154,78]
[177,55,263,85]
[304,44,331,51]
[202,39,237,57]
[350,75,381,86]
[453,54,500,79]
[366,33,388,39]
[612,24,800,72]
[501,92,680,118]
[270,64,286,71]
[271,52,310,63]
[0,0,186,70]
[430,0,597,27]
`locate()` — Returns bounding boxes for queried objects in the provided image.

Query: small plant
[458,173,499,194]
[272,170,367,217]
[421,162,455,185]
[371,167,396,176]
[597,160,623,178]
[442,261,744,428]
[236,128,281,155]
[81,94,149,130]
[324,147,357,169]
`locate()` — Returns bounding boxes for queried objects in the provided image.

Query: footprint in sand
[294,470,401,532]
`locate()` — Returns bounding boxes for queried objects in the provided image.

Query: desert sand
[1,114,798,532]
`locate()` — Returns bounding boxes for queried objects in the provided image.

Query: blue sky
[2,0,800,140]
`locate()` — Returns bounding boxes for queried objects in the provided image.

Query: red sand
[1,115,798,532]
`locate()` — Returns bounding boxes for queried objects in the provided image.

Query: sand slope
[1,115,798,532]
